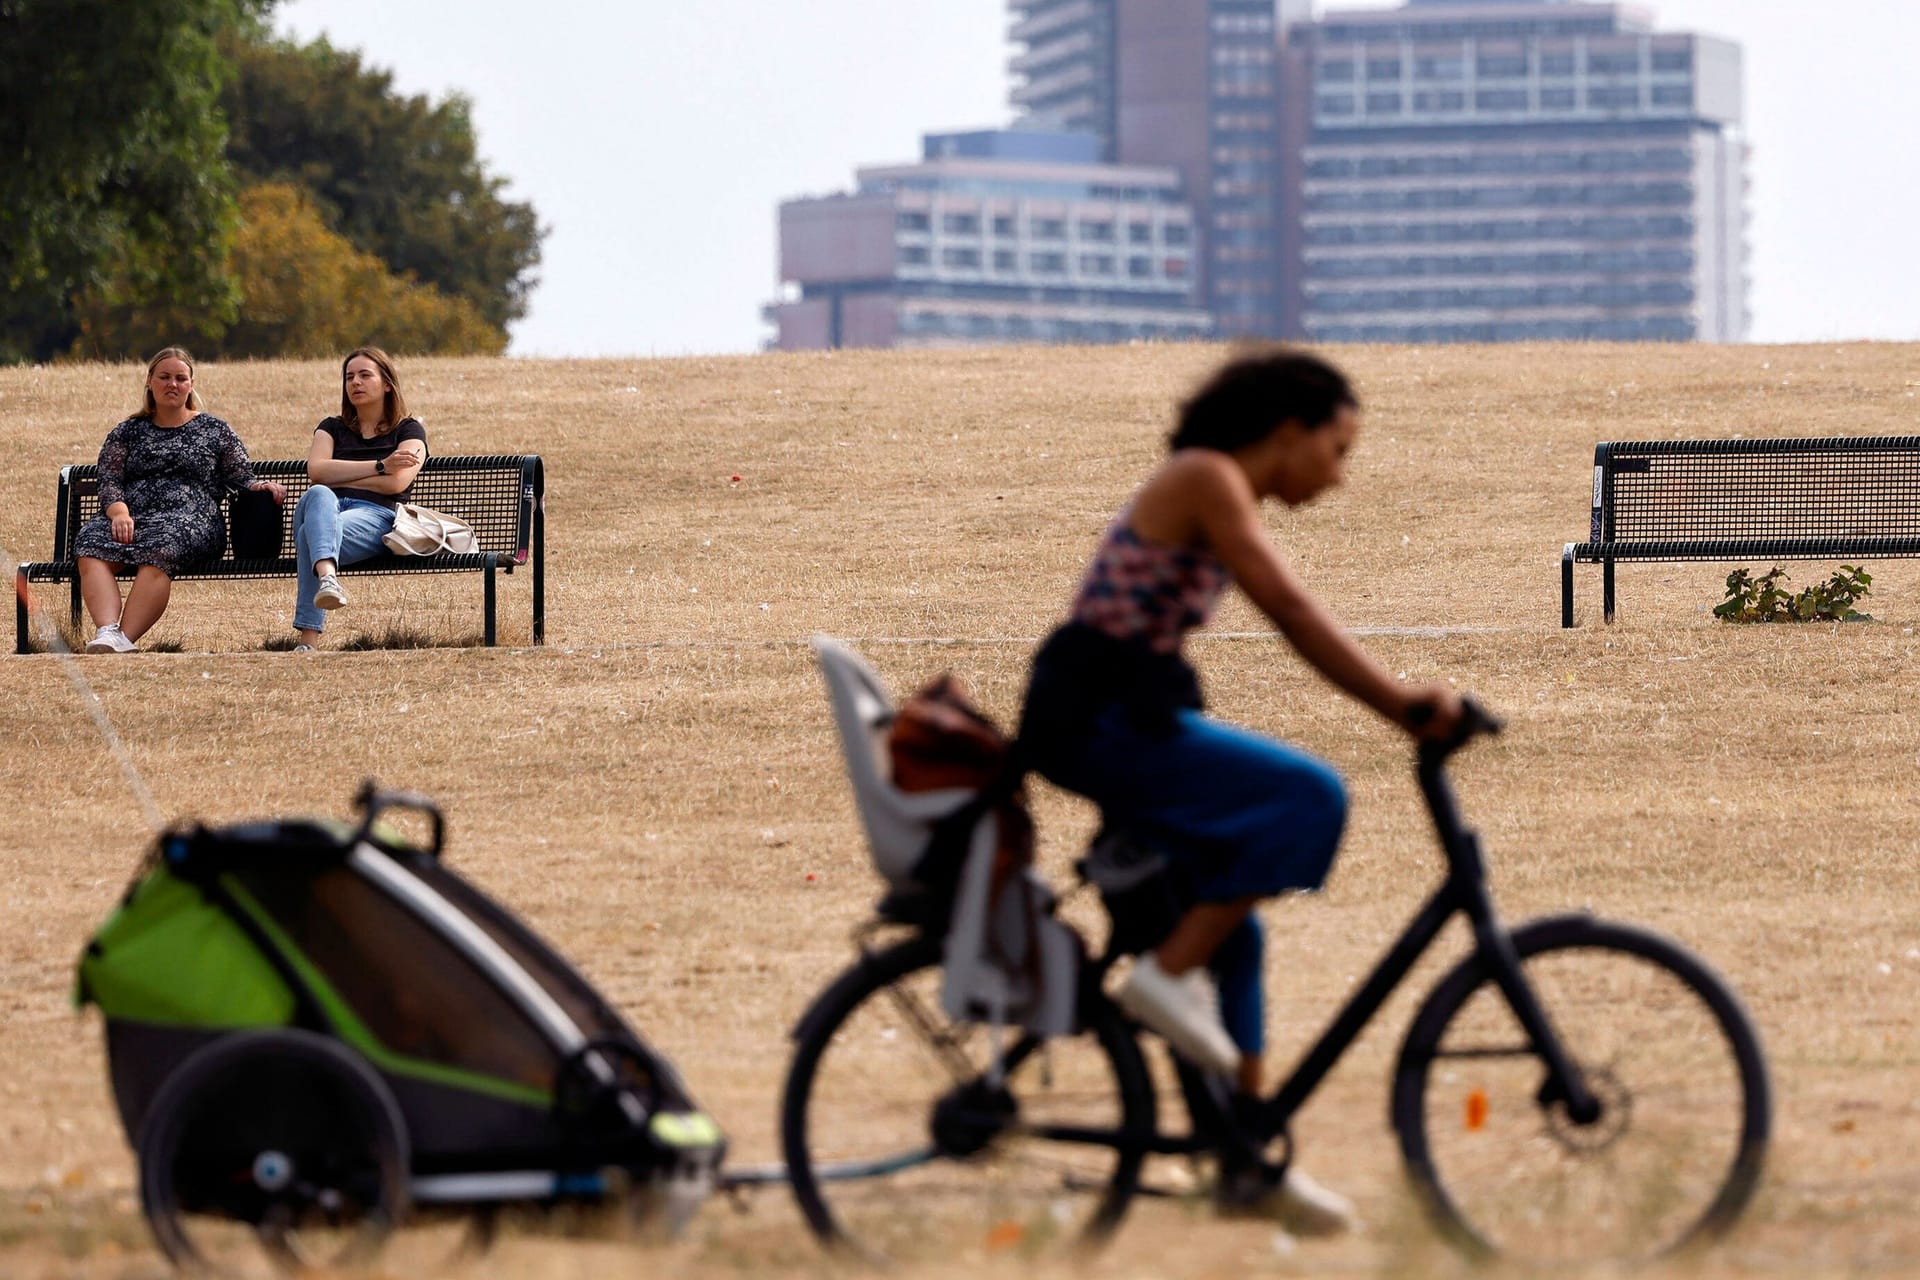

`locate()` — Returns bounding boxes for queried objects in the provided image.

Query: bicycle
[783,637,1771,1268]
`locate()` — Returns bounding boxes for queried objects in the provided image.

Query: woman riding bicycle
[1018,347,1461,1231]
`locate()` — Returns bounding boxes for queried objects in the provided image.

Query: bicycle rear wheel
[782,933,1154,1265]
[1393,915,1770,1266]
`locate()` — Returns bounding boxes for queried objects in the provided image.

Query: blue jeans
[292,486,394,632]
[1037,706,1349,1056]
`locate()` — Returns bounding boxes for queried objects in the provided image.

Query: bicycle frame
[1033,719,1600,1159]
[998,717,1597,1166]
[1245,738,1599,1142]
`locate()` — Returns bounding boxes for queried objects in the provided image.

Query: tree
[221,35,544,333]
[204,183,505,359]
[0,0,272,363]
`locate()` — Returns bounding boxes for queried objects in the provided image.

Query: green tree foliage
[0,0,271,363]
[222,35,544,333]
[210,183,506,358]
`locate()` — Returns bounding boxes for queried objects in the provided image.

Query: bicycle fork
[1457,849,1601,1126]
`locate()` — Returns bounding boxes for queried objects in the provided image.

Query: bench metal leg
[15,569,30,655]
[1603,559,1617,623]
[69,576,82,631]
[483,554,498,647]
[1561,544,1575,628]
[532,499,545,645]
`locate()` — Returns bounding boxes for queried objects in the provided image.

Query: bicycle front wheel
[781,933,1154,1265]
[1393,915,1770,1267]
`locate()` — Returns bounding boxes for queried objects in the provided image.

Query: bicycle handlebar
[353,777,448,859]
[1412,696,1503,768]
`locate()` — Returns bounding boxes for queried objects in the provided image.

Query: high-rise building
[1290,0,1749,341]
[767,0,1749,348]
[767,130,1211,350]
[1008,0,1308,338]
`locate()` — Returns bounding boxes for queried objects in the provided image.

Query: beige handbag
[382,502,479,556]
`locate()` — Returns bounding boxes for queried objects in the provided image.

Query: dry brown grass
[2,342,1919,1277]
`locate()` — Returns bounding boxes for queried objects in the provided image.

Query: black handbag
[228,488,284,560]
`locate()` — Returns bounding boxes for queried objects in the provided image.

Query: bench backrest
[49,455,543,565]
[1589,437,1920,545]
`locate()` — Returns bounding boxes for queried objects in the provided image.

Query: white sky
[275,0,1920,356]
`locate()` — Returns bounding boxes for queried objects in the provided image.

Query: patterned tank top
[1068,510,1232,655]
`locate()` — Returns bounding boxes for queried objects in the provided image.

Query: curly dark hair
[1169,348,1358,453]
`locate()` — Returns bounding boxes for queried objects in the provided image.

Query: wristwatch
[375,457,387,475]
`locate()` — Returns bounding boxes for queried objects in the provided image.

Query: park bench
[15,455,545,652]
[1561,436,1920,627]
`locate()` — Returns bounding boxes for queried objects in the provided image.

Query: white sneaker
[1116,953,1240,1075]
[1218,1165,1358,1237]
[84,624,136,654]
[314,574,348,610]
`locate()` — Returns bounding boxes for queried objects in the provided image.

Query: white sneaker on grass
[83,623,136,654]
[1116,953,1241,1075]
[1217,1164,1358,1237]
[314,573,348,610]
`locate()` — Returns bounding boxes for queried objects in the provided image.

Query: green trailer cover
[76,868,294,1029]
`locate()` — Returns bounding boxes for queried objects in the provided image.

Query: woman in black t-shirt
[287,347,428,651]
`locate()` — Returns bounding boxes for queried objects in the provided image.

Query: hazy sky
[276,0,1920,357]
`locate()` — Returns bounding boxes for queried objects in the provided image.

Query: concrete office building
[1009,0,1312,338]
[767,0,1749,348]
[1292,0,1749,342]
[768,129,1211,350]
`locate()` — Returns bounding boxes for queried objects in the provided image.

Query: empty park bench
[1561,436,1920,627]
[16,455,545,652]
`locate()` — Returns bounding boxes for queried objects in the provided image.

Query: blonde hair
[338,346,409,431]
[138,347,202,418]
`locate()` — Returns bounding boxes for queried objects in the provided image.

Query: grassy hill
[1,342,1916,1276]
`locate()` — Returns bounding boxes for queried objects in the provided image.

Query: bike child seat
[811,635,977,885]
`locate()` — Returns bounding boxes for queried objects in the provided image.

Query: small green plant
[1713,564,1873,623]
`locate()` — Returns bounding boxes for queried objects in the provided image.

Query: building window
[1032,218,1067,240]
[991,215,1016,237]
[1319,60,1355,82]
[1164,223,1191,246]
[1476,89,1529,111]
[1127,221,1153,244]
[1476,55,1528,78]
[1317,95,1357,116]
[1588,85,1640,108]
[1127,256,1154,279]
[1540,52,1576,76]
[1165,258,1189,279]
[896,211,930,232]
[1412,90,1465,112]
[1079,220,1115,242]
[1415,56,1466,80]
[1651,84,1692,106]
[941,247,980,269]
[1651,49,1693,73]
[1079,253,1115,275]
[992,249,1018,272]
[1540,87,1576,109]
[900,245,930,266]
[942,213,980,235]
[1588,51,1642,74]
[1365,57,1402,79]
[1030,251,1067,274]
[1366,91,1402,114]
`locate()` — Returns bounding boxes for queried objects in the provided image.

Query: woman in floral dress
[73,348,285,653]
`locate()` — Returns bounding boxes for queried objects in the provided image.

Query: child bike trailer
[74,783,725,1273]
